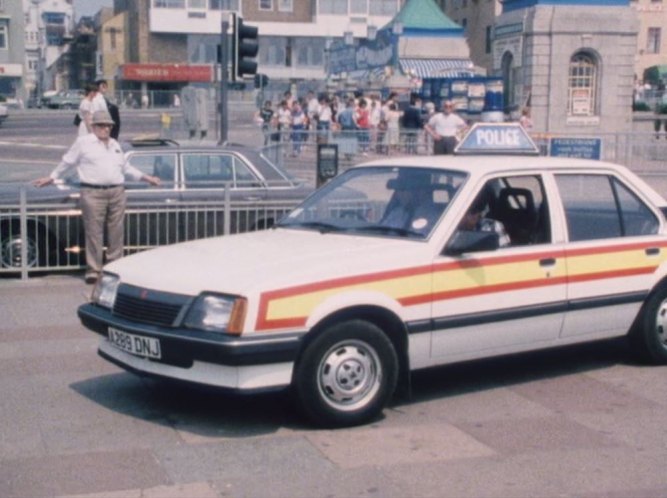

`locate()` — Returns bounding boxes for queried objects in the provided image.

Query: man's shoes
[85,274,98,285]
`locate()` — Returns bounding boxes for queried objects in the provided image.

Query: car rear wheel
[630,284,667,364]
[0,223,51,269]
[293,320,398,427]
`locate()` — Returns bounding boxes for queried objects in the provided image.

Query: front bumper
[78,303,304,391]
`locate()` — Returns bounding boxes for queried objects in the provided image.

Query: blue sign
[328,30,396,75]
[455,123,540,155]
[549,137,602,160]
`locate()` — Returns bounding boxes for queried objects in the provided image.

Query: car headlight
[91,273,120,309]
[183,293,247,335]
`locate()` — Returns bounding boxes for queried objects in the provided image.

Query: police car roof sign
[455,123,540,156]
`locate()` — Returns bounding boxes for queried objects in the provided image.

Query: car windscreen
[278,166,467,240]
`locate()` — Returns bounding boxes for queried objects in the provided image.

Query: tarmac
[2,273,667,497]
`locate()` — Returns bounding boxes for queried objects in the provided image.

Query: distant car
[0,140,313,270]
[0,103,7,125]
[40,90,82,109]
[78,124,667,428]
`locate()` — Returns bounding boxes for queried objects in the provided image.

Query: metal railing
[0,183,300,279]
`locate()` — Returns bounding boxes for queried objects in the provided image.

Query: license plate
[108,327,162,359]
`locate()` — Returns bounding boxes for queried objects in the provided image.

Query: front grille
[113,284,190,327]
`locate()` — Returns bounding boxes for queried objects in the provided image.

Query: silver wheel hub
[1,235,37,268]
[317,340,381,412]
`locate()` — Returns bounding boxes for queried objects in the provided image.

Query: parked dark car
[0,140,313,271]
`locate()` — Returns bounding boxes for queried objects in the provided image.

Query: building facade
[1,0,27,103]
[631,0,667,85]
[496,0,638,134]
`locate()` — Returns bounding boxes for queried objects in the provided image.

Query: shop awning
[399,58,475,79]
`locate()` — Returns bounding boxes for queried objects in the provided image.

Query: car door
[124,152,180,251]
[428,174,567,364]
[180,152,268,239]
[554,172,664,339]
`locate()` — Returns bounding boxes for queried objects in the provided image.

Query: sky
[73,0,113,19]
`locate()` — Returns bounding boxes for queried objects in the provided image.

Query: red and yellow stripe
[255,241,667,331]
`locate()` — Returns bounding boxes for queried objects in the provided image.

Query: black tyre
[630,284,667,364]
[293,320,399,427]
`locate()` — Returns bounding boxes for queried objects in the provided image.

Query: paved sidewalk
[2,275,667,498]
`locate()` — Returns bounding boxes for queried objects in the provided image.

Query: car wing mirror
[444,230,499,256]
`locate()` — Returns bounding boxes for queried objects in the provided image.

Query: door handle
[645,247,660,256]
[539,258,557,267]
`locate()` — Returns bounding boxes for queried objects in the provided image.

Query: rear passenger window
[555,174,659,241]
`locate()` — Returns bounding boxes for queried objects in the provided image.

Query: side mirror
[444,230,500,256]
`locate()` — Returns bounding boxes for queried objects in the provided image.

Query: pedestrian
[276,100,292,144]
[316,95,332,144]
[654,83,667,139]
[402,95,423,154]
[519,107,534,131]
[424,100,467,155]
[141,94,149,109]
[33,110,160,284]
[385,102,402,153]
[337,98,358,159]
[290,100,307,156]
[356,98,371,155]
[94,79,121,140]
[76,83,97,136]
[255,100,275,146]
[306,91,319,137]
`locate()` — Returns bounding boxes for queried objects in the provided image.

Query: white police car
[78,124,667,427]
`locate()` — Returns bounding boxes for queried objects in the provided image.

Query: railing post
[223,182,231,236]
[19,185,28,281]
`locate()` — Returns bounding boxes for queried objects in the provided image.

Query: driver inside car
[458,196,511,248]
[380,171,445,234]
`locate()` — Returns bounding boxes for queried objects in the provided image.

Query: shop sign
[121,64,213,82]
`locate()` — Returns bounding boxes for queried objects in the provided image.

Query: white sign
[0,64,24,77]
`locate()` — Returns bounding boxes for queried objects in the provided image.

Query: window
[0,25,7,50]
[457,175,549,249]
[320,0,350,14]
[647,27,661,54]
[555,175,659,241]
[154,0,185,7]
[259,0,272,10]
[127,154,177,185]
[351,0,368,14]
[567,52,597,117]
[278,0,293,11]
[183,154,260,188]
[368,0,397,15]
[188,0,206,7]
[209,0,239,8]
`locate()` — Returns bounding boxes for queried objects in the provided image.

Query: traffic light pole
[219,19,229,145]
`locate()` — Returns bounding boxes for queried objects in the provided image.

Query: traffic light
[231,13,259,80]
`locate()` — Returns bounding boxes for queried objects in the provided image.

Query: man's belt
[80,183,123,190]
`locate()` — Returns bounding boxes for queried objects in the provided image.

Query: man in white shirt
[424,100,467,155]
[34,111,160,284]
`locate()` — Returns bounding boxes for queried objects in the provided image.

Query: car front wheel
[293,320,398,427]
[630,284,667,364]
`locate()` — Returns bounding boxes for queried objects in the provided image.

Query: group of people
[256,90,477,157]
[34,80,160,285]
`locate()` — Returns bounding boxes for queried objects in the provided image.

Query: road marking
[0,140,67,149]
